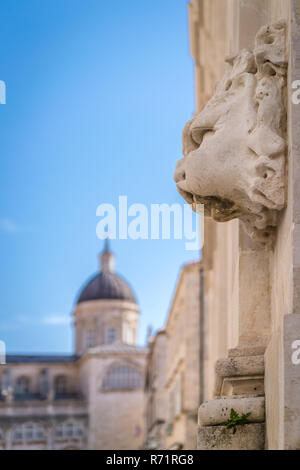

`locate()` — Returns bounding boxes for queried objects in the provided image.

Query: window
[54,421,84,440]
[106,327,116,344]
[13,423,45,442]
[40,369,49,397]
[123,324,135,345]
[127,328,135,345]
[86,329,95,348]
[15,376,30,396]
[103,365,143,390]
[0,429,3,442]
[54,375,68,396]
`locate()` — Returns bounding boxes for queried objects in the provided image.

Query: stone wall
[164,262,201,450]
[145,329,167,449]
[80,349,147,450]
[145,262,201,450]
[185,0,300,450]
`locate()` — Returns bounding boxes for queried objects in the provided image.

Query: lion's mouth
[174,159,195,204]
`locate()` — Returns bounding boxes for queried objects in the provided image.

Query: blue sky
[0,0,198,353]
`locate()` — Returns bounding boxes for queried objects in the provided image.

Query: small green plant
[221,408,251,434]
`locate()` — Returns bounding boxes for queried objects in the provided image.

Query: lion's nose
[182,119,198,157]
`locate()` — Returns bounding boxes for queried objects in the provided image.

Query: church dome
[77,271,137,304]
[77,242,137,304]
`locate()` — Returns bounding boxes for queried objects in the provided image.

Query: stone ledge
[215,356,264,378]
[228,347,266,357]
[221,375,264,396]
[198,396,265,426]
[197,423,265,450]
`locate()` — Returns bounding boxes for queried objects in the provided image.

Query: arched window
[86,329,95,348]
[54,375,68,396]
[40,369,49,397]
[54,421,84,440]
[15,376,30,397]
[126,328,135,345]
[103,364,143,390]
[123,324,136,345]
[106,327,116,344]
[13,423,45,442]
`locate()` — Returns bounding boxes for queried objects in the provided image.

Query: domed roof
[77,271,137,304]
[77,243,137,304]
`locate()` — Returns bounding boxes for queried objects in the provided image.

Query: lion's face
[174,70,259,220]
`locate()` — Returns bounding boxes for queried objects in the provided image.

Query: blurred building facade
[0,244,147,450]
[145,261,201,450]
[144,329,167,450]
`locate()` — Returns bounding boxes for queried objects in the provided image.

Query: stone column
[176,0,291,450]
[5,426,12,450]
[46,423,54,450]
[264,0,300,449]
[197,2,287,446]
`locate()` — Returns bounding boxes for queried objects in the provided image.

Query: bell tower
[73,243,140,356]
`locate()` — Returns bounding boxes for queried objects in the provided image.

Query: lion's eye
[202,129,215,141]
[225,80,232,91]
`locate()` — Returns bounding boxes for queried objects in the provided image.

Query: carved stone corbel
[174,21,287,245]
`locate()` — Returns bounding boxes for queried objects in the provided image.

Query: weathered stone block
[229,346,266,357]
[221,376,264,396]
[215,355,264,378]
[197,423,265,450]
[198,396,265,426]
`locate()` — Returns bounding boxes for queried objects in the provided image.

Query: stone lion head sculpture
[174,21,287,245]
